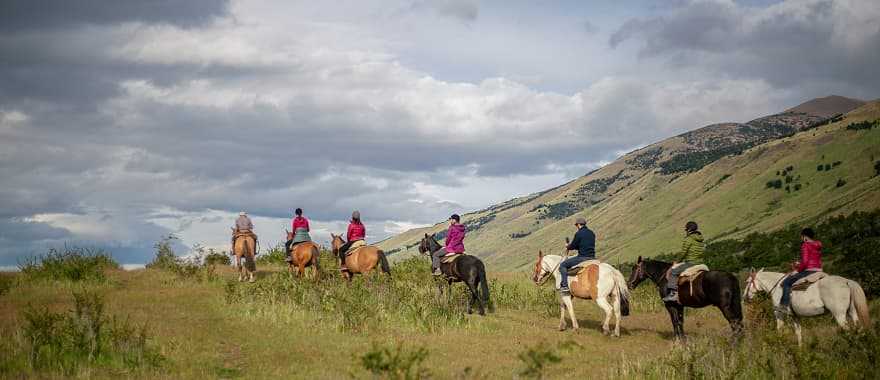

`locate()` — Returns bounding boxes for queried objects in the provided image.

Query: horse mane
[641,259,672,280]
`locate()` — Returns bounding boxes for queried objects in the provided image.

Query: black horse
[418,234,492,315]
[628,256,743,341]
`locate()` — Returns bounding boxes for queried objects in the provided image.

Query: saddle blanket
[674,264,709,296]
[441,253,465,264]
[566,259,602,275]
[792,271,827,291]
[233,230,257,239]
[345,240,367,256]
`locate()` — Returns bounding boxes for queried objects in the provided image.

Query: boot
[662,290,679,303]
[432,268,442,276]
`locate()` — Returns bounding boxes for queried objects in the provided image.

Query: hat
[575,217,587,225]
[685,221,698,233]
[449,214,460,222]
[352,210,361,219]
[239,211,246,216]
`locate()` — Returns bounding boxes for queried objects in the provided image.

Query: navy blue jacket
[567,226,596,258]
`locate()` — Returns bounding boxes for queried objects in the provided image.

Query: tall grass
[0,290,163,377]
[146,235,218,282]
[19,248,118,282]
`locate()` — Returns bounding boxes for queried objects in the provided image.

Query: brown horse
[330,234,391,280]
[232,229,257,282]
[285,230,321,280]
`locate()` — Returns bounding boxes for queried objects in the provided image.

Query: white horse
[743,268,871,346]
[531,252,630,336]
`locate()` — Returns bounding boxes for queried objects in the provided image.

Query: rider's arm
[566,232,580,251]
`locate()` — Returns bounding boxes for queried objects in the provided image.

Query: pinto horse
[418,234,492,315]
[532,251,629,336]
[285,230,321,280]
[628,256,743,341]
[330,234,391,280]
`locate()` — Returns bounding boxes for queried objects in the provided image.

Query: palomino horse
[285,230,320,280]
[232,230,257,283]
[531,251,630,336]
[418,234,492,315]
[628,257,743,342]
[329,234,391,280]
[744,269,871,346]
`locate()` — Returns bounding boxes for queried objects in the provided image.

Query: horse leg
[558,293,568,331]
[612,288,623,337]
[235,255,243,282]
[465,278,482,315]
[832,308,850,331]
[792,317,804,347]
[563,294,578,330]
[596,297,613,336]
[666,305,684,342]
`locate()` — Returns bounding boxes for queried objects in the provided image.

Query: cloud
[609,0,880,94]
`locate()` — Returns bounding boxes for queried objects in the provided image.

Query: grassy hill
[379,97,880,271]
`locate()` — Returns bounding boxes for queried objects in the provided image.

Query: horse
[232,229,257,283]
[628,256,743,342]
[418,234,492,315]
[531,251,630,336]
[743,268,871,346]
[285,230,321,280]
[329,234,391,280]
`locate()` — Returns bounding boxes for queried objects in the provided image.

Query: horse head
[532,251,551,284]
[418,233,439,256]
[742,267,764,301]
[285,229,293,241]
[329,233,345,254]
[627,256,648,289]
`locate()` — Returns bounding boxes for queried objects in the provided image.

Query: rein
[537,248,571,286]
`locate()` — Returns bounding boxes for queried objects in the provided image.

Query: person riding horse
[663,221,705,303]
[232,211,256,253]
[337,211,366,271]
[284,208,311,263]
[559,217,596,294]
[776,227,823,316]
[432,214,466,276]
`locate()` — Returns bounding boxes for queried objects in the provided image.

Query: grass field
[3,252,879,379]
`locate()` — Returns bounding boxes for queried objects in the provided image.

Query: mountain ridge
[379,96,880,270]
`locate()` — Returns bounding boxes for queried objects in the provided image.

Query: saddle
[566,259,601,276]
[233,229,257,240]
[675,264,709,296]
[791,271,827,291]
[441,253,465,264]
[345,240,367,256]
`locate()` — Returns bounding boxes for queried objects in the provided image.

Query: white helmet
[239,211,246,216]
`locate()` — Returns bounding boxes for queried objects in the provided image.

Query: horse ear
[758,267,764,273]
[538,250,543,258]
[637,255,642,263]
[424,233,429,238]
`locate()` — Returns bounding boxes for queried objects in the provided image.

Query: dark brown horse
[285,230,320,280]
[628,256,743,342]
[418,234,492,315]
[330,234,391,280]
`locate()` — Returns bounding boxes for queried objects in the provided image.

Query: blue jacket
[567,227,596,258]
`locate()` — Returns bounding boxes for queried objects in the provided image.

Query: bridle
[535,258,562,286]
[743,269,785,300]
[628,261,646,288]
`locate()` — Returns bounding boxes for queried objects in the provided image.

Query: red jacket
[445,223,466,253]
[292,216,310,232]
[347,221,365,242]
[798,240,823,272]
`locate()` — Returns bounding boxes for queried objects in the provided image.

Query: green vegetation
[659,143,750,175]
[146,235,218,282]
[19,248,118,282]
[845,119,879,131]
[360,343,429,379]
[531,201,580,220]
[1,290,162,376]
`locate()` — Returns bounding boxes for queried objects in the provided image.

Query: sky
[1,0,878,265]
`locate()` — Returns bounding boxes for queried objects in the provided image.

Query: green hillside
[379,97,880,271]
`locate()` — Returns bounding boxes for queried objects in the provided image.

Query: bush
[256,244,286,265]
[794,183,802,191]
[874,160,880,177]
[836,179,847,188]
[825,164,831,171]
[817,165,824,171]
[360,343,429,379]
[517,340,581,379]
[146,236,216,282]
[1,290,162,376]
[19,248,118,282]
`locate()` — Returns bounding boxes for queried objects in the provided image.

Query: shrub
[19,248,118,282]
[517,340,581,379]
[785,175,793,184]
[845,119,879,131]
[5,290,162,376]
[360,343,429,379]
[256,244,286,265]
[836,179,847,187]
[874,160,880,177]
[146,236,216,282]
[203,249,231,266]
[817,165,824,171]
[825,164,831,171]
[794,183,802,191]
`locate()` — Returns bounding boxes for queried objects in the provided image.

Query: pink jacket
[798,240,823,272]
[292,216,310,232]
[347,221,365,242]
[445,224,466,253]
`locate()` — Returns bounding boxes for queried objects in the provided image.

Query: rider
[338,211,366,270]
[433,214,466,276]
[232,211,254,253]
[662,221,705,303]
[776,228,823,315]
[284,208,311,263]
[559,217,596,293]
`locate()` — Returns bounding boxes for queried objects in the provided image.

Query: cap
[575,217,587,225]
[352,210,361,219]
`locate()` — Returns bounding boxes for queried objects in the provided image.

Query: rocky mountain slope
[379,96,879,271]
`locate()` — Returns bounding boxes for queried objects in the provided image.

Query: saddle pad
[441,253,465,264]
[676,264,709,296]
[792,271,827,291]
[566,259,601,275]
[233,230,256,239]
[345,240,367,256]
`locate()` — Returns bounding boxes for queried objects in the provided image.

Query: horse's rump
[792,271,827,291]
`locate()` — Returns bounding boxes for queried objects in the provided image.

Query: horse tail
[378,250,391,276]
[848,280,871,328]
[612,267,630,317]
[477,260,493,313]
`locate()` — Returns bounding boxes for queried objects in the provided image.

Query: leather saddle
[566,259,601,275]
[791,271,827,291]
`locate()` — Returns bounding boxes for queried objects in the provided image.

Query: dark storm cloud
[0,0,229,32]
[609,0,880,93]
